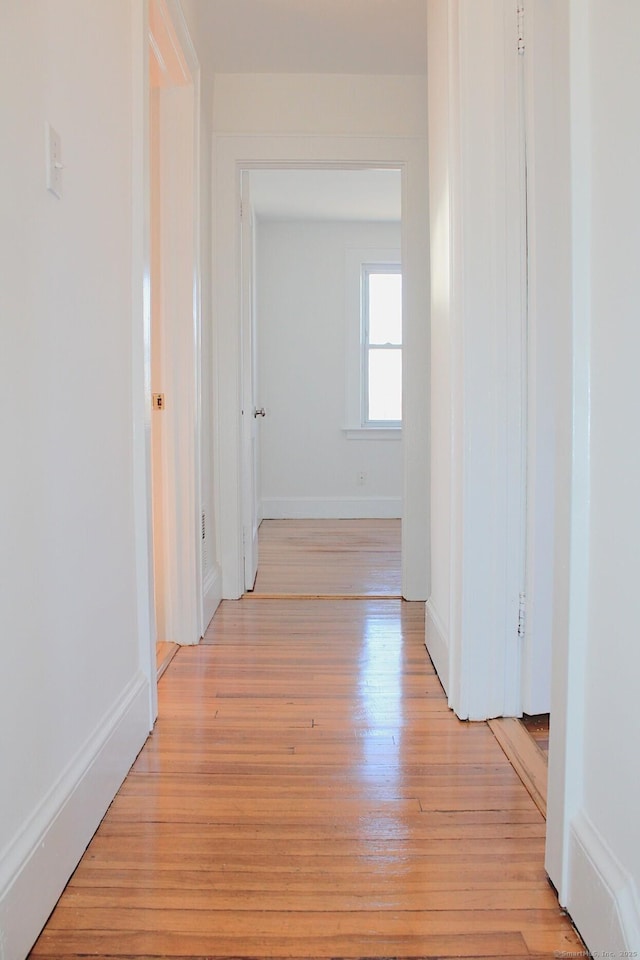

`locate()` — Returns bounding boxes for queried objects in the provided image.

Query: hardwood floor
[156,640,179,679]
[522,714,550,758]
[30,598,582,959]
[487,715,550,820]
[487,719,548,820]
[251,519,401,597]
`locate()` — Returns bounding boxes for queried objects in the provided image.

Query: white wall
[213,73,427,137]
[545,0,640,951]
[0,4,152,958]
[256,219,402,518]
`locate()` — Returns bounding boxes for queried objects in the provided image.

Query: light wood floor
[156,640,179,679]
[30,598,582,960]
[251,519,402,596]
[523,714,550,757]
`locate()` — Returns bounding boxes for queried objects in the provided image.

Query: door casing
[149,0,203,649]
[212,135,430,601]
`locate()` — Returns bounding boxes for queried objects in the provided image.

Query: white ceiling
[249,168,401,222]
[193,0,427,75]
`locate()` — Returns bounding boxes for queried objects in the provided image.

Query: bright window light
[363,266,402,426]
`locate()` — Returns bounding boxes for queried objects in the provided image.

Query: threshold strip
[243,592,403,600]
[488,717,548,819]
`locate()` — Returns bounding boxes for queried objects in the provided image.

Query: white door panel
[241,171,260,591]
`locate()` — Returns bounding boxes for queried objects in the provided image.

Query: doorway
[212,135,430,603]
[241,167,404,597]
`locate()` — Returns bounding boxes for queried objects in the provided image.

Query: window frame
[343,247,402,441]
[361,263,403,428]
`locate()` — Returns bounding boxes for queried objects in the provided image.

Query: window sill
[342,427,402,441]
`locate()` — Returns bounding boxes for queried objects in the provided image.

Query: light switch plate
[45,122,63,198]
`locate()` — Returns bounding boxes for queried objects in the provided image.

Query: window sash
[362,265,402,427]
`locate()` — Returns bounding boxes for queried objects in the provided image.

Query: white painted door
[520,0,558,715]
[241,172,260,591]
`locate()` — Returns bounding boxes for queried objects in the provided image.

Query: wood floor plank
[69,871,555,895]
[29,598,582,959]
[92,818,548,840]
[31,930,532,959]
[59,881,562,910]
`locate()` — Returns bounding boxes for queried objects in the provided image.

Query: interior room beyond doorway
[244,167,405,599]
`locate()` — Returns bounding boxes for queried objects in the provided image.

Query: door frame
[149,0,203,648]
[427,0,528,721]
[212,135,430,601]
[132,0,156,721]
[131,0,203,726]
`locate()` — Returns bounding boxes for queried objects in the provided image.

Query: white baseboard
[203,563,222,633]
[567,809,640,956]
[425,599,450,696]
[0,673,151,960]
[261,497,402,519]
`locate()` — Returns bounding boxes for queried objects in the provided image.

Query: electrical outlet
[357,471,367,486]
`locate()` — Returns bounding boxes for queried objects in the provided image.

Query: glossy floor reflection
[30,599,582,959]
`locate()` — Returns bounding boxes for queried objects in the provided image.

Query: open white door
[240,171,261,591]
[519,3,557,716]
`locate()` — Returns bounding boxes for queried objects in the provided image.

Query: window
[343,247,401,440]
[362,265,402,426]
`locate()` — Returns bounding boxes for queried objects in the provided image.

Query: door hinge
[517,4,525,54]
[517,592,526,640]
[201,511,206,541]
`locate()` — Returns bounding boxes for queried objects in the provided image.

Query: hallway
[30,599,581,959]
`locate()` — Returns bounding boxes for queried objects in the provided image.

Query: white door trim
[131,0,156,721]
[438,0,527,720]
[134,0,203,660]
[545,0,591,905]
[212,134,430,601]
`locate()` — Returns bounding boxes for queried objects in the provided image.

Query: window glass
[364,266,402,425]
[368,273,402,345]
[368,349,402,422]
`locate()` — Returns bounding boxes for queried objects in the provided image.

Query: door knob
[254,407,266,418]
